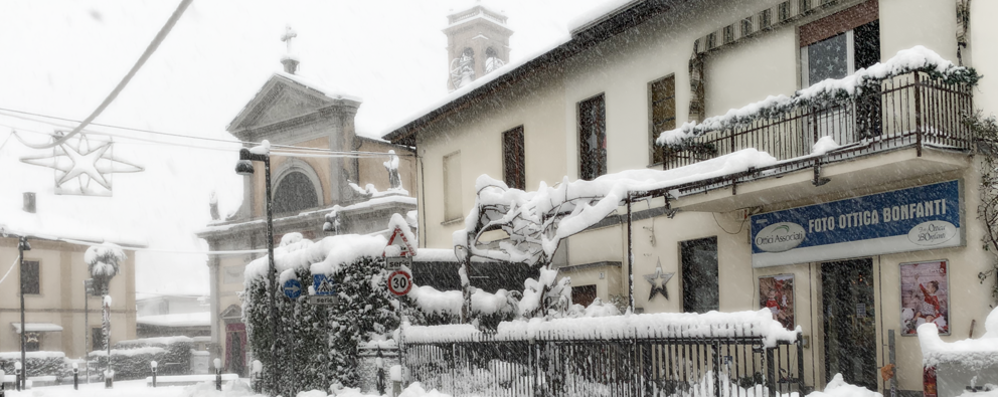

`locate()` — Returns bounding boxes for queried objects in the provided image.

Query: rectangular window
[799,0,810,13]
[443,151,462,221]
[502,126,525,190]
[760,9,772,29]
[25,332,40,352]
[571,284,598,308]
[778,2,790,21]
[723,25,734,44]
[800,19,879,87]
[92,327,104,351]
[681,237,719,313]
[649,76,676,165]
[21,260,39,295]
[578,94,606,180]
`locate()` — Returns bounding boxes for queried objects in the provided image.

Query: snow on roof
[918,306,998,370]
[11,322,63,333]
[405,309,800,348]
[200,194,415,234]
[135,312,211,328]
[274,72,363,104]
[567,0,640,33]
[381,34,571,138]
[658,46,979,146]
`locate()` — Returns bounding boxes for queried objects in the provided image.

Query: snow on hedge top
[405,309,799,348]
[455,148,776,265]
[244,233,387,284]
[658,46,980,146]
[918,306,998,370]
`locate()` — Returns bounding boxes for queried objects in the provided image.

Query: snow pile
[405,309,799,348]
[85,242,126,278]
[658,46,980,146]
[455,149,776,266]
[919,306,998,370]
[136,312,211,327]
[811,136,840,156]
[808,374,881,397]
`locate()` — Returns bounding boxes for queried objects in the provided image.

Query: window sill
[441,217,464,226]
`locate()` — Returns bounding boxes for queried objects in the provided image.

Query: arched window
[272,171,318,214]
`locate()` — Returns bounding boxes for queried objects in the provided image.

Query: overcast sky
[0,0,610,296]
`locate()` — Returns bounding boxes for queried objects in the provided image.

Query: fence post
[713,343,721,397]
[797,334,806,394]
[914,72,922,156]
[766,347,776,397]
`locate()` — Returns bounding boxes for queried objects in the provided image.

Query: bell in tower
[443,3,513,91]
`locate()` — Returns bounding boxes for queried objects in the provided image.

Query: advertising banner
[751,180,961,267]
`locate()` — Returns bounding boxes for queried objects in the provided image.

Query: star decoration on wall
[18,131,143,196]
[644,258,674,300]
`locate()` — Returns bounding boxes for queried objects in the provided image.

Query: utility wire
[19,0,194,150]
[0,109,410,158]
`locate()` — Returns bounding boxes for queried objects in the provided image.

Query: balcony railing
[662,71,974,171]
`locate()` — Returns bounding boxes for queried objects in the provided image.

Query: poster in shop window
[900,260,950,336]
[759,274,795,330]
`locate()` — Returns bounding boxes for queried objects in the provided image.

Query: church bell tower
[443,4,513,91]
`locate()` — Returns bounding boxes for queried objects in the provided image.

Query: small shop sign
[751,180,961,267]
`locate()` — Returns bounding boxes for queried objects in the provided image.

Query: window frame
[577,93,607,181]
[502,126,525,190]
[21,259,40,295]
[648,75,677,166]
[442,151,463,223]
[680,236,719,314]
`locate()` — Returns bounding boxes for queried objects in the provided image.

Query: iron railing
[405,328,806,397]
[662,71,975,171]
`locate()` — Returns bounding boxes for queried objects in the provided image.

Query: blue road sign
[313,274,336,296]
[283,279,302,300]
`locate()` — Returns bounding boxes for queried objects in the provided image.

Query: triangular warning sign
[385,226,415,257]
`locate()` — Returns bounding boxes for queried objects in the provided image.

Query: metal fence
[405,328,806,397]
[663,71,975,170]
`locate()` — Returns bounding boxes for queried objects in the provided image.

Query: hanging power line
[19,0,194,150]
[0,109,411,159]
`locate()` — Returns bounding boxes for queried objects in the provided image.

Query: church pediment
[227,74,337,134]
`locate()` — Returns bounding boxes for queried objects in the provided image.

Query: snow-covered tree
[84,243,125,295]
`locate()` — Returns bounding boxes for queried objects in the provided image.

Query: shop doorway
[821,259,876,391]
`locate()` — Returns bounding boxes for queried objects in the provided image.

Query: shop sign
[751,180,961,267]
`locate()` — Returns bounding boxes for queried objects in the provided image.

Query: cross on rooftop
[281,25,297,54]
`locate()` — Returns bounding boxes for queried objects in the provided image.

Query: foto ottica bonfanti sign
[751,180,961,267]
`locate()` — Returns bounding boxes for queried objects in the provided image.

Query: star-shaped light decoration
[18,131,143,196]
[644,258,675,301]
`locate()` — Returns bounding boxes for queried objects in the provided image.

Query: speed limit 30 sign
[388,269,412,296]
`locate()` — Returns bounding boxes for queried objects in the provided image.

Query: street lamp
[18,236,30,392]
[235,146,277,394]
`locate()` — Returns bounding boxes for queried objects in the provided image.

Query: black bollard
[14,362,21,392]
[73,364,79,390]
[151,361,157,388]
[1,368,6,397]
[214,358,222,391]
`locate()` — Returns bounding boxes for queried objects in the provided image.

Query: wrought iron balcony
[661,71,975,171]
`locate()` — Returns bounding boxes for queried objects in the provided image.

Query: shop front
[749,179,963,394]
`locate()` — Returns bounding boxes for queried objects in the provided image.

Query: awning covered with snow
[11,323,63,333]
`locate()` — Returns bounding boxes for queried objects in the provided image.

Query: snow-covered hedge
[89,337,193,380]
[919,306,998,370]
[405,309,800,348]
[243,233,400,397]
[0,351,71,380]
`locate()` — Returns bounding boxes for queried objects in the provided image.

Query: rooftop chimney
[23,192,35,213]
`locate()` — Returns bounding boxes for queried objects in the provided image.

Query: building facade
[385,0,998,394]
[0,236,137,360]
[198,62,417,375]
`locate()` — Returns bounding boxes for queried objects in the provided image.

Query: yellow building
[384,0,998,394]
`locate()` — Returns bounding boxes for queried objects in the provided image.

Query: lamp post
[17,236,30,391]
[235,147,277,394]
